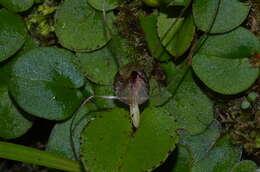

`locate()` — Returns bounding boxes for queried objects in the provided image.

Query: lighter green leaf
[81,107,178,172]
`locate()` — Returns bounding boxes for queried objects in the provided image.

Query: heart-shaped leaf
[77,46,118,85]
[88,0,119,11]
[139,13,172,61]
[55,0,112,52]
[163,68,214,135]
[0,9,27,62]
[10,47,85,120]
[157,13,195,57]
[80,107,178,172]
[192,27,259,95]
[46,103,97,160]
[192,0,250,33]
[231,160,257,172]
[0,0,34,12]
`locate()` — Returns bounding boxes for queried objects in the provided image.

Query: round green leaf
[0,86,33,139]
[0,0,34,12]
[46,103,97,160]
[10,47,85,120]
[77,46,118,85]
[55,0,112,52]
[164,69,214,135]
[192,0,250,33]
[192,27,259,95]
[231,160,257,172]
[157,13,195,57]
[81,107,178,172]
[88,0,119,11]
[0,9,27,62]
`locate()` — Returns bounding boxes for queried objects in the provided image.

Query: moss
[25,0,58,45]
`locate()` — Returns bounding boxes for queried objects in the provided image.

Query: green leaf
[88,0,119,11]
[179,121,221,162]
[55,0,112,52]
[231,160,257,172]
[157,13,195,57]
[163,69,214,135]
[191,135,241,172]
[0,9,27,62]
[77,46,118,85]
[46,103,97,160]
[0,86,33,139]
[0,36,38,139]
[80,107,178,172]
[192,0,250,33]
[10,47,85,120]
[139,13,172,61]
[192,27,259,95]
[0,0,34,12]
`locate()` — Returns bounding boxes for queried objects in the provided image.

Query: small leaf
[46,103,97,160]
[192,27,259,95]
[55,0,112,52]
[139,13,172,61]
[179,121,221,162]
[77,46,118,85]
[10,47,85,120]
[88,0,119,11]
[157,13,195,57]
[80,107,178,172]
[163,69,214,135]
[231,160,257,172]
[0,9,27,62]
[191,135,241,172]
[0,0,34,12]
[192,0,250,33]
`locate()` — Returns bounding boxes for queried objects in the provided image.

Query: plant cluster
[0,0,259,172]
